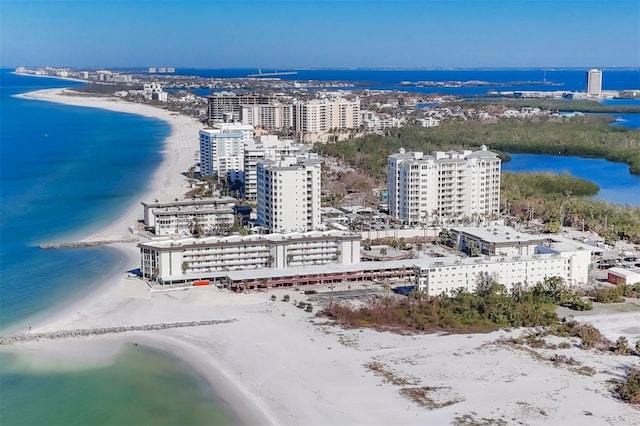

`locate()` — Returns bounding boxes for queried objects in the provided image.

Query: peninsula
[3,84,639,425]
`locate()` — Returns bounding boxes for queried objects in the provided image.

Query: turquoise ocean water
[0,345,234,426]
[0,70,235,425]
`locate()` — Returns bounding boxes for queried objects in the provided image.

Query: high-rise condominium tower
[387,145,501,225]
[586,69,602,97]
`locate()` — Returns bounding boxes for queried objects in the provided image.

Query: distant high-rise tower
[586,69,602,97]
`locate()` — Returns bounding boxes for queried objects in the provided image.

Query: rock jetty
[0,319,236,345]
[39,239,137,249]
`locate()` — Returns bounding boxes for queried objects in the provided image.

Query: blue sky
[1,0,639,68]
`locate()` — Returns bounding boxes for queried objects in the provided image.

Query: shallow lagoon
[503,153,640,206]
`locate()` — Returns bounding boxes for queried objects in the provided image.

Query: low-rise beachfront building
[141,198,237,236]
[534,238,593,286]
[448,226,547,257]
[412,250,589,296]
[139,230,361,284]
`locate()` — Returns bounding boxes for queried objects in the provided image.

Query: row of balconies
[289,248,337,256]
[186,258,269,269]
[184,245,270,254]
[184,248,271,258]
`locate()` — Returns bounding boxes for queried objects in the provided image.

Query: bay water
[0,70,235,425]
[502,153,640,206]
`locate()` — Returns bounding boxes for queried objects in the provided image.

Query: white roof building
[607,267,640,286]
[140,197,238,237]
[413,249,589,296]
[138,230,361,285]
[449,226,547,257]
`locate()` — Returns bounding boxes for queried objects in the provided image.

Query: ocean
[0,68,638,425]
[172,67,640,95]
[0,345,234,426]
[0,70,234,425]
[0,71,166,329]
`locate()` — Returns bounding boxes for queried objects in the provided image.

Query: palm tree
[382,282,392,306]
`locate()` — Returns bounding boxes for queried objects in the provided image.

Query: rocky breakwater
[0,319,237,345]
[39,239,137,249]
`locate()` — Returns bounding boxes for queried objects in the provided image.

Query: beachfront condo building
[140,197,237,237]
[143,82,167,101]
[240,103,294,130]
[240,136,315,201]
[207,93,278,123]
[387,145,501,225]
[257,157,322,233]
[199,123,254,177]
[293,98,361,142]
[138,230,361,284]
[587,69,603,97]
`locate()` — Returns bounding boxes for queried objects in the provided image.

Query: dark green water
[0,344,236,426]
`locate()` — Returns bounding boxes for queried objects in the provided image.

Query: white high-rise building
[257,157,322,233]
[586,69,603,97]
[242,136,314,201]
[242,143,267,201]
[387,145,501,225]
[294,98,360,139]
[199,123,254,177]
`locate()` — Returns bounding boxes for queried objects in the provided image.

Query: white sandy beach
[5,88,640,425]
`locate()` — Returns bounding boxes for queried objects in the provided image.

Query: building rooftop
[199,129,245,138]
[142,197,237,209]
[451,226,546,245]
[389,145,500,163]
[607,267,640,279]
[158,251,571,283]
[140,230,361,250]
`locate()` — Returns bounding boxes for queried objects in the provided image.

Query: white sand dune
[6,89,639,425]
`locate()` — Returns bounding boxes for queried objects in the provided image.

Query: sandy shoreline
[16,87,199,245]
[5,88,640,425]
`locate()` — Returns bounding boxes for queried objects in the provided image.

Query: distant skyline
[1,0,639,69]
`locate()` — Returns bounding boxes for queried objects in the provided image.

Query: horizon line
[6,66,640,71]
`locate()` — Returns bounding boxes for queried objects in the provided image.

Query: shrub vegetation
[321,276,590,333]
